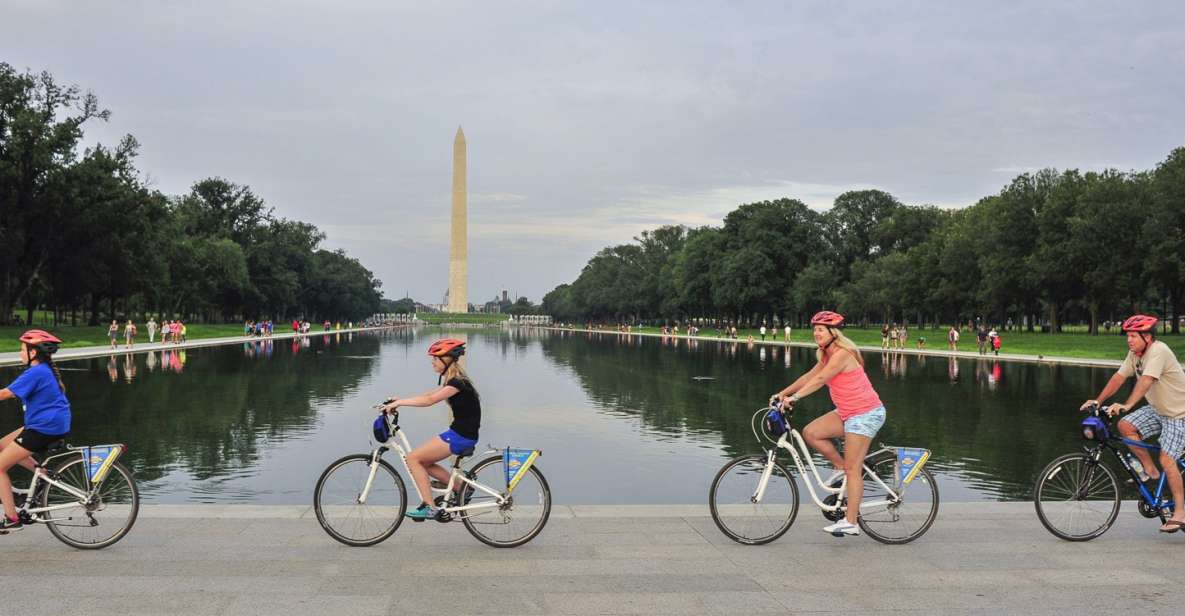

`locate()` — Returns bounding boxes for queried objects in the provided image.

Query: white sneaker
[823,520,860,536]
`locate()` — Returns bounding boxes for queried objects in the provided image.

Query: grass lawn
[623,325,1184,361]
[416,313,510,325]
[0,323,249,353]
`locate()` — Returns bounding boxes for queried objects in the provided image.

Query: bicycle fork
[752,449,778,503]
[357,448,385,505]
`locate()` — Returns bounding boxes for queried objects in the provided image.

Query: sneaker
[0,515,22,534]
[823,520,860,536]
[404,503,437,522]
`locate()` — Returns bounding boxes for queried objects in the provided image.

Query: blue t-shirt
[6,363,71,434]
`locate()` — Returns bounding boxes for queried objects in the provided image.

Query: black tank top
[446,377,481,440]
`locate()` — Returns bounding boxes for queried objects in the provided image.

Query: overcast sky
[3,1,1183,302]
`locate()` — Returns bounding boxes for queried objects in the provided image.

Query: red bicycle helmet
[19,329,62,354]
[427,338,466,358]
[810,311,845,328]
[1121,314,1159,333]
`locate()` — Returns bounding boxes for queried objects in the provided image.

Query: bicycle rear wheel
[314,454,407,547]
[41,458,139,549]
[1033,452,1119,541]
[460,455,551,548]
[709,454,799,545]
[857,456,939,544]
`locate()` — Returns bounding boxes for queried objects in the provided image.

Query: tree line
[542,148,1185,335]
[0,63,383,326]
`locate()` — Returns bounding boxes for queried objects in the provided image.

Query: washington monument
[448,126,468,313]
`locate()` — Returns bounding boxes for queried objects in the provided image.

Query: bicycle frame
[755,427,901,514]
[359,415,507,516]
[1088,437,1185,513]
[15,449,95,521]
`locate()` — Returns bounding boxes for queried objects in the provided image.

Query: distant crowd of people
[108,318,187,350]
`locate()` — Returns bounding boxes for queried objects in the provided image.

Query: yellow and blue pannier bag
[84,444,125,484]
[503,448,541,492]
[895,447,931,486]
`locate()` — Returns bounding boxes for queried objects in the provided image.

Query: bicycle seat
[33,440,69,463]
[454,447,476,460]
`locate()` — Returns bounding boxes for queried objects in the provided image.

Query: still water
[0,328,1119,504]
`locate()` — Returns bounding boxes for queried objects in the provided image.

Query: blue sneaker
[405,503,436,522]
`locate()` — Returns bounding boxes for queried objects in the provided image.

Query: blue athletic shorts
[438,429,478,455]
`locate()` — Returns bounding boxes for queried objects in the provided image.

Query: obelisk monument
[447,127,468,313]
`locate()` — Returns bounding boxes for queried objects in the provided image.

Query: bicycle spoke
[710,455,799,545]
[314,455,406,547]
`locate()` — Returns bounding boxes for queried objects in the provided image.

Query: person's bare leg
[841,434,873,524]
[1117,421,1160,480]
[803,412,845,469]
[0,442,34,520]
[405,437,451,506]
[1159,450,1184,528]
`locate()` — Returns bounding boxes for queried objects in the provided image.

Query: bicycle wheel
[314,454,407,547]
[1033,453,1119,541]
[857,456,939,544]
[41,458,139,549]
[460,455,551,548]
[709,454,799,545]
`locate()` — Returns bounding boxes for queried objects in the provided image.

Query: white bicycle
[5,441,139,549]
[709,400,939,545]
[313,407,551,548]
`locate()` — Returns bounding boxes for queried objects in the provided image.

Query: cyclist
[0,330,72,533]
[382,338,481,521]
[1080,314,1185,533]
[774,311,887,536]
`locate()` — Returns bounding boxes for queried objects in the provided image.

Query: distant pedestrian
[760,325,767,341]
[976,326,988,355]
[108,320,119,350]
[988,328,1000,356]
[900,325,908,348]
[180,322,188,343]
[784,324,791,342]
[889,325,900,350]
[124,320,137,349]
[948,326,959,351]
[147,318,158,343]
[881,323,890,349]
[917,336,926,349]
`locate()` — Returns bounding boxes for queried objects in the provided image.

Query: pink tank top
[826,367,883,420]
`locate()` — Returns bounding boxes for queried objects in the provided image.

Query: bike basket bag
[764,408,789,437]
[1081,416,1110,442]
[83,444,125,484]
[504,448,540,491]
[372,414,391,442]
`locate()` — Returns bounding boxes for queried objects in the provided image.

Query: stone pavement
[1,503,1180,615]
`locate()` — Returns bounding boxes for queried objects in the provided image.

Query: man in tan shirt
[1082,314,1185,532]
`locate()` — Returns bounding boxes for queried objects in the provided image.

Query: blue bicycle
[1034,403,1185,541]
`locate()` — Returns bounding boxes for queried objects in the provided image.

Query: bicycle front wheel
[314,454,407,547]
[460,455,551,548]
[709,454,799,545]
[1034,452,1120,541]
[857,456,939,544]
[41,458,139,550]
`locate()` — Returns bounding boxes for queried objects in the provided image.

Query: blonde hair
[815,328,864,367]
[441,357,472,386]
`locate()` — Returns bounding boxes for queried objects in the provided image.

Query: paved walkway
[2,503,1179,615]
[539,327,1125,368]
[0,326,397,368]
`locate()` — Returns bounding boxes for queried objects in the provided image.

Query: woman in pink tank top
[773,311,887,537]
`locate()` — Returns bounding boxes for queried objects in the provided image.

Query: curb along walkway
[2,503,1179,615]
[539,326,1124,369]
[0,326,401,368]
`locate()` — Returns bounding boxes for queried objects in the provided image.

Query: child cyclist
[0,330,72,532]
[773,311,887,536]
[382,338,481,521]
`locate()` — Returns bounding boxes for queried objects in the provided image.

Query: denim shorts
[842,406,886,439]
[1120,405,1185,460]
[438,429,478,455]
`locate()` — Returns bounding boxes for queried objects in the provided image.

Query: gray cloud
[3,0,1182,301]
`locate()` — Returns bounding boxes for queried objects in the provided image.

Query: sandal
[1158,519,1185,533]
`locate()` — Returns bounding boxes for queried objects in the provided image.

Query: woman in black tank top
[382,338,481,521]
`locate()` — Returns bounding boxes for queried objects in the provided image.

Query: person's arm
[776,362,823,398]
[789,352,853,403]
[1110,375,1158,415]
[387,385,459,409]
[0,388,14,402]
